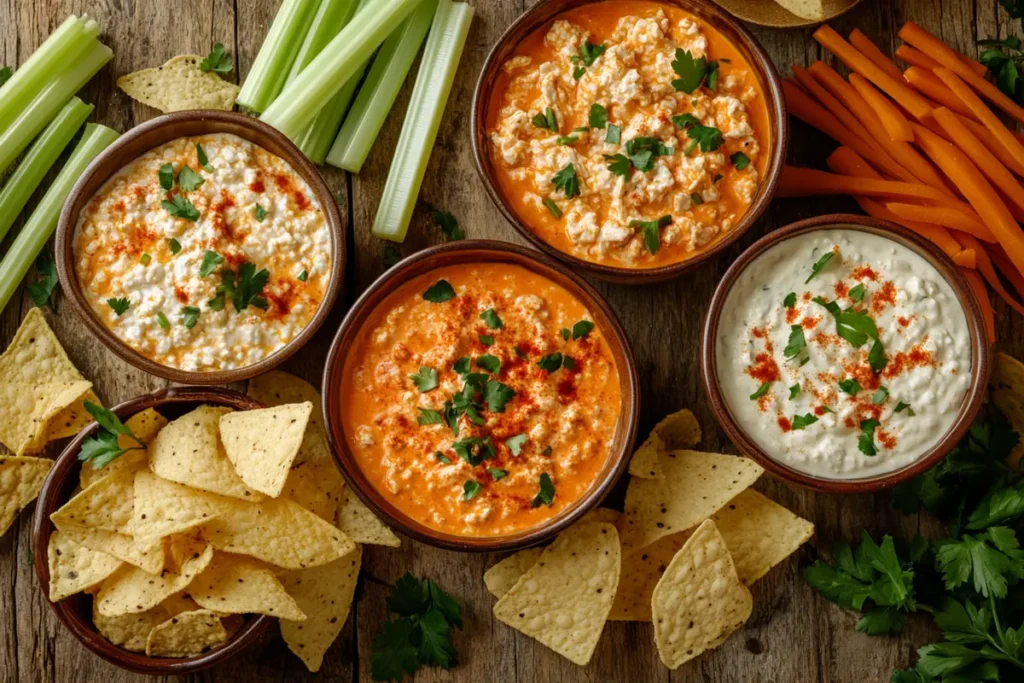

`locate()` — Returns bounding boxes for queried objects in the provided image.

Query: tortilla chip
[281,457,343,522]
[484,548,544,599]
[95,542,213,616]
[493,522,620,666]
[149,405,263,501]
[579,507,621,525]
[145,608,229,657]
[619,450,763,554]
[94,600,176,652]
[0,381,92,455]
[0,455,53,535]
[652,519,752,669]
[990,352,1024,469]
[629,410,702,479]
[628,432,665,479]
[190,553,305,620]
[45,390,101,441]
[218,402,312,497]
[336,485,400,548]
[279,545,362,673]
[63,526,164,574]
[132,471,223,541]
[0,309,81,384]
[80,409,167,488]
[118,55,239,113]
[247,371,331,466]
[50,468,135,533]
[47,529,123,601]
[201,496,354,570]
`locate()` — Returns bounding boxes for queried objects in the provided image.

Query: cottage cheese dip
[73,133,331,372]
[715,228,972,480]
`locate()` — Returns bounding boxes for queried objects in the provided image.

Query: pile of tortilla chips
[117,55,239,112]
[990,352,1024,470]
[0,310,99,536]
[484,409,815,669]
[48,371,399,671]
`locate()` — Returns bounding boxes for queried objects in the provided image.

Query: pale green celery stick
[326,0,437,172]
[371,1,473,241]
[0,40,112,175]
[260,0,426,140]
[0,16,98,132]
[286,0,361,82]
[0,123,119,313]
[0,97,92,243]
[236,0,319,113]
[295,58,370,164]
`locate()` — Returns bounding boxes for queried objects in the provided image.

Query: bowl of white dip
[702,213,990,493]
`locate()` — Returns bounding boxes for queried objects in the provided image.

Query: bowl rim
[700,213,992,494]
[321,239,641,552]
[54,109,346,385]
[31,385,274,675]
[469,0,790,283]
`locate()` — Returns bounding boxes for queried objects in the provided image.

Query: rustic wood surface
[2,0,1022,681]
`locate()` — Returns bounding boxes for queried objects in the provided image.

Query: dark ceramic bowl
[55,110,345,385]
[701,214,991,494]
[32,386,273,675]
[471,0,788,283]
[321,240,640,551]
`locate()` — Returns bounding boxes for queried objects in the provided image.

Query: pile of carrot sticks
[779,22,1024,341]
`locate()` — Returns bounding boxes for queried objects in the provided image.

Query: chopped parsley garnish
[423,279,456,303]
[604,153,632,178]
[478,334,494,347]
[158,163,174,191]
[435,451,452,464]
[26,252,58,308]
[588,102,608,129]
[570,41,607,79]
[107,298,130,316]
[452,357,470,375]
[433,210,464,241]
[868,338,888,373]
[177,165,204,191]
[161,194,200,221]
[168,238,182,254]
[805,251,836,284]
[542,198,563,218]
[551,163,580,198]
[791,413,819,430]
[783,324,807,361]
[483,379,515,412]
[418,408,443,425]
[182,306,201,329]
[839,378,862,395]
[199,42,232,73]
[683,123,724,155]
[532,107,558,131]
[506,433,527,456]
[514,346,527,359]
[671,49,716,93]
[572,65,586,80]
[140,253,151,266]
[562,355,576,370]
[530,473,556,508]
[78,401,145,470]
[561,328,570,341]
[156,311,170,329]
[731,151,751,169]
[481,308,503,329]
[813,296,886,370]
[556,131,584,146]
[213,262,270,313]
[630,215,671,255]
[475,355,501,374]
[196,143,214,172]
[784,292,797,308]
[894,401,915,416]
[572,320,594,340]
[487,468,508,481]
[859,419,880,455]
[537,352,564,372]
[411,366,439,392]
[749,381,772,400]
[848,283,867,302]
[625,137,672,172]
[255,204,268,222]
[383,245,401,267]
[198,250,224,277]
[672,113,701,129]
[690,192,704,206]
[453,436,496,466]
[872,386,889,405]
[297,269,308,282]
[789,383,801,400]
[462,480,482,500]
[542,446,552,456]
[605,124,621,144]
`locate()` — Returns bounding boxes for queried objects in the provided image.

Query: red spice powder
[748,352,780,384]
[801,316,820,330]
[274,173,291,191]
[293,191,309,210]
[852,266,878,281]
[786,307,799,324]
[835,281,849,299]
[777,417,792,432]
[883,345,935,379]
[877,429,897,449]
[249,180,265,193]
[870,281,897,313]
[897,316,912,327]
[813,406,825,416]
[174,286,189,303]
[752,327,764,339]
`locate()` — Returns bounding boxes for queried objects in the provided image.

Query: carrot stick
[958,115,1024,178]
[931,107,1024,218]
[933,68,1024,173]
[954,249,979,269]
[850,29,904,81]
[778,166,971,208]
[884,202,997,242]
[899,21,1024,125]
[895,44,943,71]
[990,246,1024,299]
[791,65,881,152]
[911,122,1024,286]
[955,232,1024,314]
[961,267,996,342]
[849,72,914,141]
[903,66,979,120]
[814,25,933,120]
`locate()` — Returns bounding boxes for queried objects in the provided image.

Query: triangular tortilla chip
[80,408,168,489]
[50,468,135,534]
[336,485,400,547]
[145,608,229,657]
[484,548,544,599]
[0,309,82,384]
[629,410,702,479]
[62,526,164,574]
[0,381,92,455]
[191,552,305,620]
[652,520,752,669]
[279,546,362,673]
[0,455,53,535]
[94,593,197,652]
[280,457,343,522]
[47,529,123,601]
[218,403,311,497]
[493,522,620,666]
[132,471,223,541]
[990,352,1024,469]
[247,371,331,466]
[96,542,213,616]
[117,55,239,112]
[45,390,101,441]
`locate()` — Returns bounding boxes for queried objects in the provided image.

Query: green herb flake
[784,292,797,309]
[894,401,915,416]
[156,311,170,329]
[297,269,308,282]
[158,163,174,191]
[177,165,204,191]
[26,252,59,308]
[140,253,152,266]
[789,383,801,400]
[791,413,819,430]
[462,480,482,501]
[453,357,470,375]
[199,42,232,73]
[411,366,439,393]
[848,283,867,302]
[858,419,880,455]
[169,238,182,254]
[588,102,608,128]
[838,379,862,395]
[552,164,580,198]
[749,381,772,400]
[630,214,672,255]
[671,48,709,93]
[784,324,807,361]
[506,433,527,456]
[731,151,751,169]
[161,194,200,221]
[479,335,494,347]
[435,451,452,464]
[605,124,621,144]
[255,204,268,222]
[418,408,443,425]
[872,386,890,405]
[532,107,558,131]
[481,308,503,330]
[433,210,465,241]
[805,251,836,284]
[196,143,213,172]
[530,473,556,508]
[198,250,224,277]
[537,352,563,373]
[572,320,595,340]
[476,355,501,374]
[182,306,201,329]
[543,197,563,218]
[423,279,457,303]
[487,468,508,481]
[107,298,130,316]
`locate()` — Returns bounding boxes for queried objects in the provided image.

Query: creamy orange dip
[74,133,331,372]
[340,263,622,537]
[487,0,770,268]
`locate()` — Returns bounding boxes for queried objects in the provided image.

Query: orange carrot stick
[990,246,1024,299]
[958,115,1024,178]
[961,268,996,342]
[954,249,979,268]
[814,25,933,120]
[884,202,997,242]
[850,29,904,81]
[934,67,1024,172]
[849,72,914,141]
[778,166,970,207]
[903,66,979,120]
[895,44,943,71]
[899,21,1024,125]
[955,232,1024,314]
[791,65,881,151]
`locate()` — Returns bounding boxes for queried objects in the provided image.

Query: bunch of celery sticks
[241,0,473,243]
[0,15,119,312]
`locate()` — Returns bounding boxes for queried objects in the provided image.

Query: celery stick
[0,123,119,313]
[236,0,319,113]
[326,0,437,172]
[0,16,98,132]
[371,1,473,241]
[260,0,426,140]
[295,58,370,164]
[286,0,361,82]
[0,41,112,175]
[0,97,92,243]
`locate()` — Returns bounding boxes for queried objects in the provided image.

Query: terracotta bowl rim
[321,239,640,552]
[53,109,346,385]
[31,386,273,675]
[700,213,992,494]
[469,0,790,284]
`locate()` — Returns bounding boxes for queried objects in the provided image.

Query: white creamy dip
[715,227,972,479]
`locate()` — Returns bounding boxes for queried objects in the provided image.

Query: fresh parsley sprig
[199,42,232,73]
[27,252,59,308]
[78,402,146,470]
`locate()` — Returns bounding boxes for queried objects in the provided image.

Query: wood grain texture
[1,0,1021,681]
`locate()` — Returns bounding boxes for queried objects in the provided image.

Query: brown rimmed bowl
[470,0,788,284]
[54,110,346,385]
[32,386,273,675]
[701,214,991,494]
[321,240,640,552]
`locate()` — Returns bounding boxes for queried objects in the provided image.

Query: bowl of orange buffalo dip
[472,0,786,281]
[322,241,639,551]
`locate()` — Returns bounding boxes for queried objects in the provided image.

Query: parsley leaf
[551,163,580,198]
[423,279,456,303]
[683,123,724,154]
[156,312,170,329]
[537,352,563,372]
[671,48,708,93]
[936,527,1024,598]
[481,308,503,329]
[417,407,443,425]
[26,252,59,308]
[542,197,562,218]
[784,292,797,308]
[532,107,558,131]
[626,137,672,171]
[107,298,130,316]
[483,379,515,412]
[895,401,915,417]
[199,42,233,73]
[462,480,482,500]
[475,355,500,374]
[453,436,495,466]
[783,324,807,360]
[605,124,621,144]
[849,283,867,302]
[749,382,772,400]
[177,165,204,191]
[478,334,493,346]
[630,215,671,255]
[588,102,608,128]
[182,306,201,329]
[435,451,451,464]
[604,153,632,178]
[411,366,439,392]
[297,270,308,282]
[789,383,801,399]
[869,338,888,373]
[506,433,527,456]
[672,113,701,129]
[792,413,818,430]
[255,204,267,222]
[805,251,836,284]
[452,357,470,375]
[169,238,182,254]
[217,262,270,313]
[872,386,890,405]
[196,143,214,172]
[570,41,607,78]
[199,250,224,277]
[488,467,508,481]
[572,320,594,339]
[433,210,464,241]
[530,473,555,507]
[77,401,146,470]
[731,151,751,169]
[859,419,880,455]
[161,194,200,221]
[158,163,174,191]
[839,378,862,395]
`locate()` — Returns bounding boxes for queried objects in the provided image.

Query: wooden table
[3,0,1022,680]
